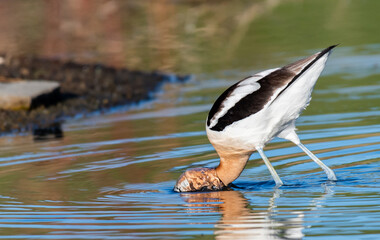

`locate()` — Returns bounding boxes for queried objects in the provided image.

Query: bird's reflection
[180,183,335,240]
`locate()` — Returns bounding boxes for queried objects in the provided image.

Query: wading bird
[174,46,337,192]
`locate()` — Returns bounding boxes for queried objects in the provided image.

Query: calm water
[0,1,380,239]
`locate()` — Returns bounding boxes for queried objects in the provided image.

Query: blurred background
[0,0,379,239]
[2,0,379,73]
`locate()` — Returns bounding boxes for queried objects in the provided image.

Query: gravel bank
[0,55,188,137]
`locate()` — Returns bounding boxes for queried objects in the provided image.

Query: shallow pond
[0,0,379,239]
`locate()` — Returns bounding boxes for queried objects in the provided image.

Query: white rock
[0,80,60,110]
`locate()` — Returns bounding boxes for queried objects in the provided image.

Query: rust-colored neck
[215,149,251,186]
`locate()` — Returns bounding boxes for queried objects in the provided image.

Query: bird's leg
[297,142,337,181]
[256,147,284,186]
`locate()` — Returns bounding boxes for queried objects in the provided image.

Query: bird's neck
[215,150,251,186]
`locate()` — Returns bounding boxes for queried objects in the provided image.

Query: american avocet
[174,45,337,192]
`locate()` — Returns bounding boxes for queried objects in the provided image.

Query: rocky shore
[0,54,187,137]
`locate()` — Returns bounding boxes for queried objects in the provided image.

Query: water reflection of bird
[181,189,305,240]
[180,184,336,239]
[174,46,337,192]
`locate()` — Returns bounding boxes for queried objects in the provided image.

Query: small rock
[0,80,60,110]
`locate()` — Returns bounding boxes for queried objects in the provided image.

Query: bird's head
[174,167,225,192]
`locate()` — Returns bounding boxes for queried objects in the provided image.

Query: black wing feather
[207,45,337,132]
[209,68,294,131]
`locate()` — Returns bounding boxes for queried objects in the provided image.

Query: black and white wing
[207,45,336,132]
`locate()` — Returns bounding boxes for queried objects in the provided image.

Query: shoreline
[0,54,188,138]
